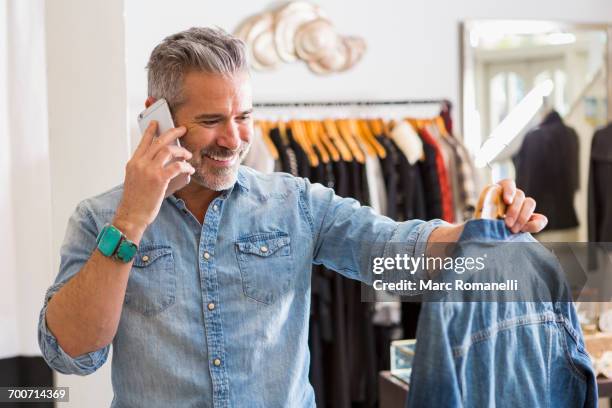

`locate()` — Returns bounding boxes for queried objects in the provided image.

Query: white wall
[45,0,127,406]
[42,0,612,407]
[0,0,54,359]
[125,0,612,149]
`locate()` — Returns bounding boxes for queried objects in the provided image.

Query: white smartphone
[137,98,190,197]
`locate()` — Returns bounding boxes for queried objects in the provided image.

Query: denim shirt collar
[459,219,512,242]
[166,166,250,209]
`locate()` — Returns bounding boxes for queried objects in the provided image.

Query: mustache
[199,143,249,159]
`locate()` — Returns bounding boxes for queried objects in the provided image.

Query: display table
[378,371,408,408]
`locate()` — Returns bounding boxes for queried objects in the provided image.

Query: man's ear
[144,96,156,108]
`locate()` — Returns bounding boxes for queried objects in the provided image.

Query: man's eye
[200,120,219,126]
[237,115,251,121]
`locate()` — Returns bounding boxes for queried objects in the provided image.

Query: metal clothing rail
[253,99,450,108]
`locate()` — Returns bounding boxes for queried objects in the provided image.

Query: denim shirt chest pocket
[235,231,293,305]
[124,244,177,316]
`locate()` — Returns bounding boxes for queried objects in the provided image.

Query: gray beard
[189,142,251,191]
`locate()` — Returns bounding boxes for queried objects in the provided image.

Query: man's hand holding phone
[113,121,194,240]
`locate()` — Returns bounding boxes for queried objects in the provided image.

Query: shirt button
[141,255,149,262]
[213,204,219,211]
[260,246,268,253]
[213,358,221,366]
[203,252,211,260]
[208,303,215,311]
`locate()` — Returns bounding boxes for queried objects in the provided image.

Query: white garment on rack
[390,120,423,165]
[241,126,275,174]
[354,136,387,215]
[365,154,387,215]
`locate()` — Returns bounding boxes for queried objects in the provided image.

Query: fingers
[152,145,193,168]
[134,120,158,158]
[504,189,524,228]
[146,126,188,159]
[163,160,196,181]
[509,196,535,233]
[497,179,517,205]
[520,213,548,234]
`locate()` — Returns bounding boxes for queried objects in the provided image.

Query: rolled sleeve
[299,177,450,285]
[37,202,110,375]
[38,282,110,375]
[383,218,450,282]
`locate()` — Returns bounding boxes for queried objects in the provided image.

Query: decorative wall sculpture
[235,1,367,75]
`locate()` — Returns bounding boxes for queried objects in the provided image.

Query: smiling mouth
[203,153,237,166]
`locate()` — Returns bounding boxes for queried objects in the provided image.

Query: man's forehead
[182,71,252,113]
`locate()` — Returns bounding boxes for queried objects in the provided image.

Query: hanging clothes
[418,127,454,222]
[445,135,478,221]
[245,111,476,407]
[588,123,612,242]
[375,135,400,219]
[427,121,478,222]
[427,123,459,220]
[514,110,579,231]
[269,127,299,176]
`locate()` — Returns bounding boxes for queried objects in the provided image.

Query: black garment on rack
[397,149,427,222]
[332,160,350,198]
[514,111,579,230]
[377,139,428,340]
[269,127,299,176]
[418,139,443,220]
[303,151,377,408]
[269,128,287,171]
[288,128,311,180]
[376,136,399,220]
[588,123,612,242]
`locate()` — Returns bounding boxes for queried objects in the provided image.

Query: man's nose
[217,121,241,151]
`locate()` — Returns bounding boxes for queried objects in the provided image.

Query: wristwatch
[96,223,138,263]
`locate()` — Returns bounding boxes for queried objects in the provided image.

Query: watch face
[98,225,122,256]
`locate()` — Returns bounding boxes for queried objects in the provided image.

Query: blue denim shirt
[407,219,597,408]
[38,166,442,408]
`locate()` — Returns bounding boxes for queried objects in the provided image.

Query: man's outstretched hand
[427,179,548,256]
[496,179,548,234]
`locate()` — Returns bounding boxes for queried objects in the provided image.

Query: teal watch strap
[96,223,138,263]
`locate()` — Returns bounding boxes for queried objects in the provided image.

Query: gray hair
[146,26,248,109]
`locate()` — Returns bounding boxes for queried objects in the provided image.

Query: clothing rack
[253,99,450,108]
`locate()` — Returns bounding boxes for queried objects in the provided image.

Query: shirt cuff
[382,219,450,293]
[38,283,110,375]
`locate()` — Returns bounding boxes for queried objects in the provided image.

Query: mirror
[461,20,612,241]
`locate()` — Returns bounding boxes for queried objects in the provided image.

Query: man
[38,27,547,407]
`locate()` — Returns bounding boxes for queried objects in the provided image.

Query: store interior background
[2,0,612,406]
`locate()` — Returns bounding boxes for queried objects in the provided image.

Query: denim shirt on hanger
[406,219,597,408]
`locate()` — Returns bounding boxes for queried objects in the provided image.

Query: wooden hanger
[305,120,330,164]
[348,119,376,157]
[255,120,279,160]
[335,119,365,163]
[474,184,507,220]
[323,119,353,162]
[406,117,427,131]
[368,118,384,137]
[290,119,319,167]
[434,116,450,138]
[381,118,392,138]
[358,119,386,158]
[313,120,340,162]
